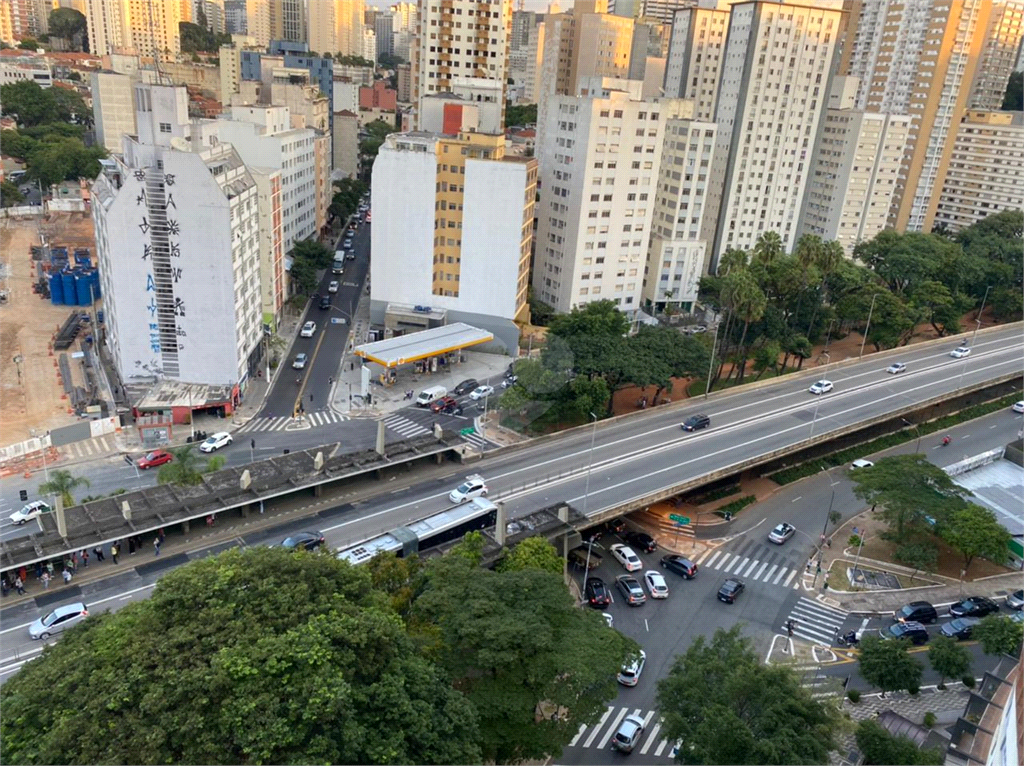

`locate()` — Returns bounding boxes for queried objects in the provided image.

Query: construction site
[0,214,105,455]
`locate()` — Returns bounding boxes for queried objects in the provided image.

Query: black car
[280,531,325,551]
[681,414,711,432]
[624,531,657,553]
[441,401,464,416]
[895,601,938,624]
[453,379,479,396]
[949,597,1000,618]
[585,577,612,608]
[661,554,698,579]
[318,295,331,309]
[584,517,628,542]
[880,621,929,645]
[717,578,744,603]
[940,617,981,640]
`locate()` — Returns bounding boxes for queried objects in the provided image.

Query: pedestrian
[18,566,27,584]
[14,576,26,595]
[806,558,813,573]
[158,528,165,544]
[81,549,89,568]
[328,376,333,385]
[62,568,72,584]
[41,571,50,589]
[154,536,161,556]
[93,546,105,562]
[46,561,54,577]
[71,551,79,569]
[111,543,119,564]
[826,537,832,548]
[206,514,215,528]
[128,537,136,555]
[65,557,75,574]
[35,562,43,580]
[819,534,826,546]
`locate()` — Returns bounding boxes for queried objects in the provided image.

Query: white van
[332,257,345,274]
[416,385,447,407]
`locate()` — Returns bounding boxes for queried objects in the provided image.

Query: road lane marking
[640,722,662,755]
[597,708,633,750]
[585,707,616,748]
[703,551,722,567]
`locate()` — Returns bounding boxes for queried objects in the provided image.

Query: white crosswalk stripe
[60,435,114,460]
[566,705,677,760]
[383,414,432,438]
[238,411,349,433]
[785,596,848,644]
[460,430,489,448]
[692,549,801,590]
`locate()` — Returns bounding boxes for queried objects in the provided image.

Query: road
[553,407,1022,764]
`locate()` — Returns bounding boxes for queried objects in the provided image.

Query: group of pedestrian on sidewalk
[1,529,169,598]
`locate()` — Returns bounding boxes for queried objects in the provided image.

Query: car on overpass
[137,450,173,470]
[681,413,711,432]
[809,380,834,395]
[279,531,326,551]
[886,362,907,374]
[449,474,488,503]
[9,500,51,526]
[949,346,971,358]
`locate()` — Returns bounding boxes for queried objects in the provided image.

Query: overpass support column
[239,504,248,518]
[313,484,322,498]
[558,504,570,586]
[179,519,190,534]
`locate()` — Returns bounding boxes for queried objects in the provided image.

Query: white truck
[415,385,447,407]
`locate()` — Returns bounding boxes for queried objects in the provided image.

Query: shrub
[715,495,757,518]
[846,689,861,703]
[923,712,936,728]
[962,675,976,688]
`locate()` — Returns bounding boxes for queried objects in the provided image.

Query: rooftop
[353,322,495,368]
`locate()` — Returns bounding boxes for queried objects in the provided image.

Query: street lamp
[901,417,922,454]
[704,319,722,399]
[819,466,839,544]
[809,351,830,437]
[859,293,879,359]
[581,412,599,517]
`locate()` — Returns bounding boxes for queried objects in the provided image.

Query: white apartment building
[533,78,673,313]
[362,26,377,60]
[198,105,319,251]
[308,0,366,57]
[798,76,910,256]
[643,0,700,24]
[370,129,537,352]
[934,110,1024,233]
[411,0,512,129]
[91,84,263,387]
[663,0,732,120]
[0,55,52,87]
[704,0,844,261]
[969,0,1024,111]
[91,70,138,153]
[644,103,717,311]
[508,12,544,104]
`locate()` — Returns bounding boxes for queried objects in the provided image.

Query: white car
[617,649,647,686]
[449,474,488,504]
[291,353,308,369]
[851,458,874,470]
[9,500,51,526]
[300,321,317,338]
[643,570,669,599]
[610,544,643,572]
[328,280,339,294]
[1012,401,1024,414]
[469,385,494,401]
[950,346,971,359]
[885,362,906,374]
[199,432,232,453]
[809,380,833,395]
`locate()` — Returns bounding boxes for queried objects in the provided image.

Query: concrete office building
[91,70,139,153]
[374,11,394,56]
[533,78,673,314]
[933,110,1024,233]
[0,54,52,87]
[644,101,716,312]
[509,9,544,104]
[248,166,286,330]
[969,0,1024,111]
[798,77,911,257]
[91,83,263,387]
[663,0,732,120]
[332,109,360,178]
[410,0,512,130]
[370,129,537,352]
[838,0,996,233]
[702,0,844,261]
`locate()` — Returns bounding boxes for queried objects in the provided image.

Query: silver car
[612,714,646,753]
[768,522,795,544]
[29,602,89,639]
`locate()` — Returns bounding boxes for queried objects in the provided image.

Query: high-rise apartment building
[0,0,45,43]
[91,83,263,387]
[663,0,732,120]
[375,11,394,56]
[91,71,139,153]
[509,10,544,103]
[933,110,1024,233]
[798,76,911,256]
[86,0,191,60]
[245,0,305,46]
[533,78,672,313]
[197,0,226,33]
[370,129,537,352]
[308,0,366,57]
[641,0,698,24]
[410,0,512,129]
[968,0,1024,111]
[839,0,995,233]
[702,0,844,261]
[361,26,377,60]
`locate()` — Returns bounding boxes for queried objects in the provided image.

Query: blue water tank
[62,271,78,306]
[76,271,93,306]
[49,272,64,305]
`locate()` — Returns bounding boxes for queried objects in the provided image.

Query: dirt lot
[0,214,98,446]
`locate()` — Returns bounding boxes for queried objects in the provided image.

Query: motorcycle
[836,631,859,647]
[941,436,951,446]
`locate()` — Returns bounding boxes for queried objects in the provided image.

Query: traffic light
[251,438,256,450]
[123,455,134,466]
[19,490,28,502]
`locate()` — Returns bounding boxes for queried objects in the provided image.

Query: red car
[137,449,173,469]
[431,396,458,413]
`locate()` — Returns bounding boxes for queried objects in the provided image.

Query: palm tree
[753,231,784,266]
[720,270,767,383]
[38,469,91,508]
[157,446,211,487]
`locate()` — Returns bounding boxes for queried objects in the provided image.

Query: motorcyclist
[942,435,951,446]
[840,630,858,646]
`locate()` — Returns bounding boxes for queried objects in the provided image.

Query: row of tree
[698,210,1022,388]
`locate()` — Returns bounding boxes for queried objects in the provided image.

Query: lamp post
[820,466,839,542]
[901,417,922,454]
[704,319,722,399]
[969,285,991,349]
[859,293,879,359]
[809,351,830,437]
[581,412,599,517]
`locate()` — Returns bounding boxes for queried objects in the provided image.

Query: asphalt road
[259,219,370,420]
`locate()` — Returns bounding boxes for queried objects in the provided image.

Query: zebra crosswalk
[691,546,802,590]
[783,596,848,645]
[238,410,350,433]
[383,414,433,439]
[60,435,116,460]
[566,706,678,760]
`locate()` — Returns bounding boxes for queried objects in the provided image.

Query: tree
[1,181,25,207]
[910,280,959,336]
[0,548,482,764]
[855,719,944,765]
[549,299,630,339]
[892,541,937,583]
[48,7,87,47]
[657,626,840,764]
[972,614,1024,656]
[752,230,784,266]
[329,177,368,221]
[156,445,221,487]
[497,536,564,575]
[360,118,396,159]
[1,81,55,126]
[290,237,333,269]
[377,52,405,68]
[288,256,317,296]
[26,137,105,186]
[939,504,1012,573]
[928,636,971,687]
[1002,71,1023,111]
[858,635,924,697]
[411,555,636,763]
[505,103,537,127]
[38,469,90,508]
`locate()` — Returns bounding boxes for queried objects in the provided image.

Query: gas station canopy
[353,323,494,368]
